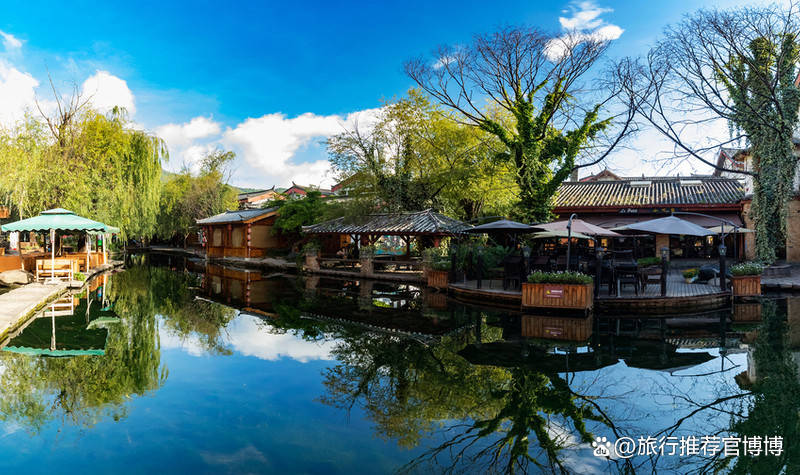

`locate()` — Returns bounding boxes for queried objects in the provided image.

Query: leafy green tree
[327,90,519,220]
[406,27,634,222]
[268,190,328,234]
[157,150,238,245]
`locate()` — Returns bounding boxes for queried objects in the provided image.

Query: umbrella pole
[47,228,56,285]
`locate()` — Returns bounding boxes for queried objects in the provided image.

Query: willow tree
[406,27,635,222]
[620,4,800,263]
[0,90,167,241]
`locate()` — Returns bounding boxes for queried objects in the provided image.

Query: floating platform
[446,270,731,315]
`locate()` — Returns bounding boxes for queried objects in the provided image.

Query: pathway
[0,283,67,342]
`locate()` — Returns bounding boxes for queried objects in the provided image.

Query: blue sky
[0,0,769,188]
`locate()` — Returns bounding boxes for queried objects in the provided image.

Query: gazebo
[1,208,118,283]
[303,209,472,257]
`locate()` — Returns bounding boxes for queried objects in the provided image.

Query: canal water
[0,253,792,473]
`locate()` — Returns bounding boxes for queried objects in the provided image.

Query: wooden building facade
[197,207,285,259]
[553,172,746,259]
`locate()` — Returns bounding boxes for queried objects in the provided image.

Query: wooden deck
[447,269,730,314]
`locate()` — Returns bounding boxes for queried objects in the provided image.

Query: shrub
[682,268,698,279]
[731,262,763,276]
[637,257,662,267]
[74,272,86,282]
[429,259,451,271]
[527,271,593,285]
[301,241,320,254]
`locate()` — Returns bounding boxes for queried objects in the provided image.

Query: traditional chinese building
[553,172,746,259]
[714,143,800,261]
[197,207,286,259]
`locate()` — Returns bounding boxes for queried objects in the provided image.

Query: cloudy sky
[0,0,774,189]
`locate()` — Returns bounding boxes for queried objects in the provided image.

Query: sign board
[544,285,564,298]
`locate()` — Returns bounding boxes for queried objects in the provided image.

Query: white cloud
[81,70,135,114]
[0,30,22,51]
[222,108,380,187]
[226,314,335,362]
[158,116,221,148]
[559,1,612,30]
[0,60,39,128]
[157,116,223,171]
[546,1,624,61]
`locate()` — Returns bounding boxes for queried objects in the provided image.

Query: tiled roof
[303,209,472,235]
[555,176,744,208]
[237,188,275,200]
[197,207,279,225]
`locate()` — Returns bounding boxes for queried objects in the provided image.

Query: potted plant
[423,247,450,289]
[682,268,698,284]
[637,257,661,269]
[730,262,763,296]
[426,259,450,289]
[302,241,321,271]
[522,271,594,310]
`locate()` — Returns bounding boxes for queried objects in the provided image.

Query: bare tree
[405,26,637,221]
[618,3,800,262]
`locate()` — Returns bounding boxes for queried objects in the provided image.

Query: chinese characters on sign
[592,436,783,459]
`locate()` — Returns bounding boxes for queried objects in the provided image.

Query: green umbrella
[1,208,110,232]
[1,209,117,283]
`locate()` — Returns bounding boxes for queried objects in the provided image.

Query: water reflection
[0,270,165,433]
[2,254,800,473]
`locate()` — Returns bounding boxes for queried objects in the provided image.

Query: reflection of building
[521,315,592,342]
[200,264,288,316]
[197,207,286,259]
[554,172,745,259]
[2,279,116,356]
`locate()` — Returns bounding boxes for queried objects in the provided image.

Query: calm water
[0,253,793,474]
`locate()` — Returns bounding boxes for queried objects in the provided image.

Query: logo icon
[592,436,611,457]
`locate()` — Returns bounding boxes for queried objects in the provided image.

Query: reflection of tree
[646,300,799,474]
[143,265,237,355]
[0,269,167,433]
[720,299,800,474]
[316,325,609,473]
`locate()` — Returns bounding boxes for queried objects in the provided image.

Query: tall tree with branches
[405,27,636,222]
[618,4,800,262]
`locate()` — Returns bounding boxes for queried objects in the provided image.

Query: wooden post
[246,223,252,259]
[86,233,91,272]
[226,224,232,258]
[102,233,107,265]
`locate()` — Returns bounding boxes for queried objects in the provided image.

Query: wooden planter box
[427,270,449,289]
[521,282,593,310]
[733,302,762,322]
[731,275,761,296]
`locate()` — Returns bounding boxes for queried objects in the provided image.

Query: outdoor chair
[502,255,524,291]
[555,255,567,270]
[614,262,639,296]
[529,255,550,272]
[639,267,662,293]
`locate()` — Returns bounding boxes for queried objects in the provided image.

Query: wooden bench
[36,258,76,282]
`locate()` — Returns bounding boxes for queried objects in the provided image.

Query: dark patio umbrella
[537,219,621,237]
[466,219,541,233]
[613,215,715,237]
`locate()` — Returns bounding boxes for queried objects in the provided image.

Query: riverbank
[147,246,297,271]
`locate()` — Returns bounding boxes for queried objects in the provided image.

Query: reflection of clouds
[200,444,268,468]
[226,314,335,363]
[158,325,206,357]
